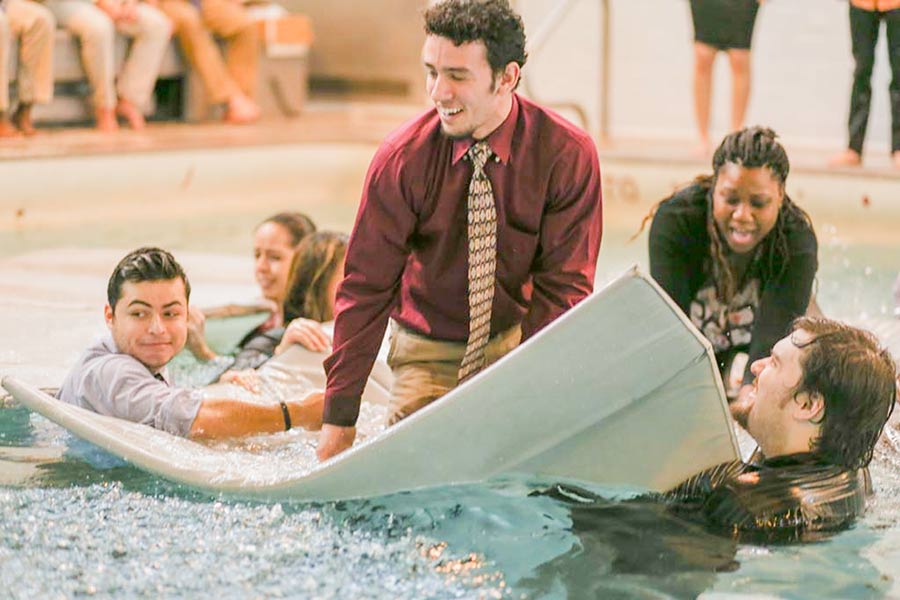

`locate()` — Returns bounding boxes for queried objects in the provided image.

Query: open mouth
[729,227,757,246]
[437,107,462,119]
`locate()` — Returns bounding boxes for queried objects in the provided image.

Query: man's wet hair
[791,317,897,470]
[424,0,527,85]
[107,247,191,309]
[258,212,316,246]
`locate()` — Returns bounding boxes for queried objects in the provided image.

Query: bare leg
[693,42,717,155]
[727,49,751,132]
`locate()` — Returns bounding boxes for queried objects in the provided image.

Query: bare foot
[95,107,119,132]
[893,151,900,169]
[828,148,862,167]
[12,105,37,136]
[0,117,20,138]
[224,94,260,124]
[116,98,146,131]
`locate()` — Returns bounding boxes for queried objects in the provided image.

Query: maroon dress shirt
[323,94,603,426]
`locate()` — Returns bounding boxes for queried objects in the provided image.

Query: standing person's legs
[884,8,900,166]
[46,0,118,131]
[114,1,172,129]
[724,0,759,135]
[689,0,719,155]
[0,12,15,137]
[692,43,717,155]
[833,6,880,166]
[7,0,56,135]
[726,49,751,132]
[200,0,257,100]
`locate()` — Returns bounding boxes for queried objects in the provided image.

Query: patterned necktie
[458,140,498,383]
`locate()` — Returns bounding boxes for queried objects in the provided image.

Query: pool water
[3,238,899,600]
[2,149,900,598]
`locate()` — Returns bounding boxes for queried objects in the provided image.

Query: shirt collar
[450,94,519,166]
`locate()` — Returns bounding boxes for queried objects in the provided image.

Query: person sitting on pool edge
[645,126,817,405]
[548,317,898,542]
[57,247,324,439]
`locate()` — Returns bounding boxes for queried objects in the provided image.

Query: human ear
[104,304,114,329]
[498,62,520,93]
[795,391,825,425]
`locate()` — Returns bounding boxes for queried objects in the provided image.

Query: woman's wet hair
[791,317,898,470]
[282,232,348,323]
[107,247,190,309]
[705,127,813,303]
[424,0,527,86]
[258,212,316,246]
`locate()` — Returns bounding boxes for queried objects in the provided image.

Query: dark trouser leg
[884,9,900,152]
[848,6,880,154]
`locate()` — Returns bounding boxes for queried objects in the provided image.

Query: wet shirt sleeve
[74,354,203,438]
[666,458,866,542]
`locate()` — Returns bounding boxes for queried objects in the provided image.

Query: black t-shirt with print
[648,182,818,384]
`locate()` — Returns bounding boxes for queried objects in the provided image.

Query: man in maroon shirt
[317,0,603,461]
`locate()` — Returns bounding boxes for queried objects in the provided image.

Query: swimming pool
[1,144,899,598]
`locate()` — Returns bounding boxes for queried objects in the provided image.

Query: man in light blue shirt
[58,247,324,439]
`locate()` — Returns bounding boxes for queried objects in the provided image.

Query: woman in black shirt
[648,127,817,403]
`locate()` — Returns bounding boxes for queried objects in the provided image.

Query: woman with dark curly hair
[647,126,818,404]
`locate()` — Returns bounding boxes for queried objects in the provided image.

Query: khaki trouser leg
[114,2,172,110]
[45,0,116,109]
[200,0,257,99]
[158,0,235,104]
[6,0,55,105]
[0,13,10,111]
[386,322,521,424]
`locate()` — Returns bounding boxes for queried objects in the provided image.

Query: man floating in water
[57,247,324,439]
[549,317,897,542]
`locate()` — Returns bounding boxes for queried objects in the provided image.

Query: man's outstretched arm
[189,392,324,439]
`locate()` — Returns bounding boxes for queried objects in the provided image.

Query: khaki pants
[0,0,55,111]
[156,0,257,105]
[45,0,172,110]
[386,321,521,424]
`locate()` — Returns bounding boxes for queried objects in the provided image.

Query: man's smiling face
[423,34,516,140]
[105,278,188,372]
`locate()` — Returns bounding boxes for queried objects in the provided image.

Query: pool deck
[2,98,899,181]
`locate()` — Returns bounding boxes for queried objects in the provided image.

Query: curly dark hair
[705,126,814,303]
[791,317,897,470]
[107,247,190,309]
[424,0,527,84]
[282,231,348,323]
